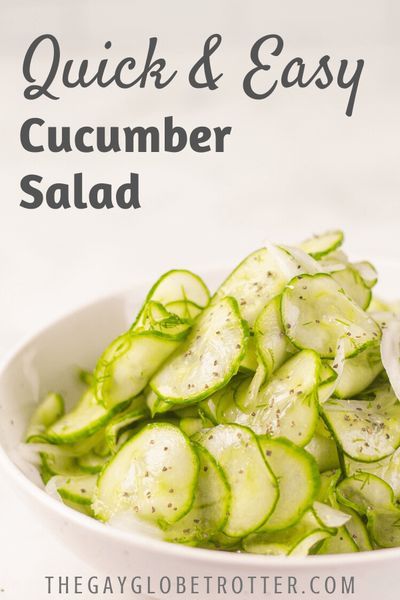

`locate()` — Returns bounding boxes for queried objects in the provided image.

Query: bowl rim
[1,283,400,568]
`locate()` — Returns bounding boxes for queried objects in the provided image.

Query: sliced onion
[381,319,400,400]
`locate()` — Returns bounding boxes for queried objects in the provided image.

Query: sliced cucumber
[197,424,278,537]
[299,231,344,260]
[164,300,203,320]
[352,261,378,289]
[239,335,258,372]
[41,452,82,477]
[179,417,203,437]
[258,438,320,531]
[281,273,381,359]
[105,405,149,453]
[243,510,331,556]
[368,509,400,548]
[255,295,293,377]
[53,474,98,506]
[332,343,382,398]
[151,297,248,405]
[77,451,110,474]
[381,319,400,401]
[94,423,199,524]
[332,265,371,310]
[337,503,373,552]
[95,332,182,408]
[26,393,65,442]
[235,350,320,446]
[316,527,358,554]
[44,389,124,445]
[162,444,229,543]
[313,501,351,530]
[212,247,296,327]
[132,270,210,330]
[305,421,340,472]
[234,363,266,413]
[316,469,341,503]
[344,448,400,499]
[321,389,400,462]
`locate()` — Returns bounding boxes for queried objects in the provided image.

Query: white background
[0,0,400,598]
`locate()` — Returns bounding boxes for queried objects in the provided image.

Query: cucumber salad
[23,231,400,556]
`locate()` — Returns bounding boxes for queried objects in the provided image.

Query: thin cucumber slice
[281,273,381,359]
[332,265,372,310]
[368,509,400,548]
[146,389,173,417]
[336,473,395,513]
[318,341,346,404]
[95,331,182,408]
[143,301,192,337]
[179,417,203,437]
[316,469,341,503]
[165,300,203,320]
[162,445,230,543]
[299,231,344,260]
[337,503,373,552]
[52,474,98,506]
[239,335,258,372]
[44,389,123,445]
[258,437,320,531]
[77,451,110,474]
[203,531,241,551]
[26,393,65,442]
[332,342,382,398]
[254,296,293,377]
[352,261,378,289]
[234,364,266,413]
[243,510,331,556]
[212,247,296,327]
[197,424,278,537]
[41,452,82,477]
[151,297,248,405]
[105,406,149,453]
[132,270,210,330]
[381,319,400,401]
[199,376,246,425]
[94,423,199,524]
[234,350,320,446]
[321,390,400,462]
[316,527,358,554]
[343,448,400,499]
[305,421,340,472]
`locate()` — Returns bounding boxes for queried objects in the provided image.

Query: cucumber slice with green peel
[41,452,82,477]
[105,406,149,453]
[26,393,65,442]
[305,423,340,472]
[52,474,98,506]
[162,445,230,543]
[132,270,210,330]
[257,437,320,532]
[93,423,199,524]
[164,300,203,320]
[95,331,183,408]
[233,350,320,446]
[239,335,258,372]
[197,424,278,538]
[332,343,383,399]
[243,510,331,556]
[142,301,193,337]
[381,319,400,401]
[368,509,400,548]
[212,247,297,327]
[316,527,358,554]
[343,448,400,499]
[332,265,372,310]
[281,273,381,359]
[77,451,110,474]
[179,417,203,437]
[145,389,173,417]
[352,261,378,289]
[299,231,344,260]
[150,297,249,405]
[234,364,266,413]
[43,389,124,445]
[254,295,294,378]
[202,531,242,551]
[336,503,373,552]
[321,390,400,462]
[316,469,341,503]
[337,473,395,514]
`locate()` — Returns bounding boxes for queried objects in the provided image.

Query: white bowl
[1,266,400,600]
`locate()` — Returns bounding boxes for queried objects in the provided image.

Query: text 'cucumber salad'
[23,231,400,556]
